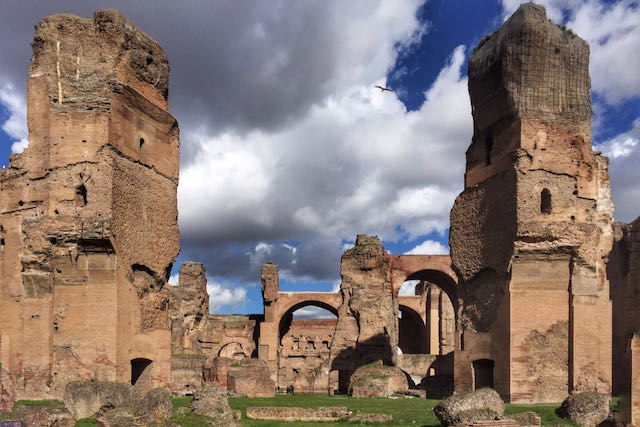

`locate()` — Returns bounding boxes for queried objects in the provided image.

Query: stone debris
[63,381,136,420]
[434,388,505,426]
[555,391,610,427]
[189,383,236,425]
[348,360,408,398]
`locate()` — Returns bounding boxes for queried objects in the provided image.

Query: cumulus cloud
[595,119,640,222]
[399,280,420,296]
[405,239,449,255]
[178,44,470,283]
[207,279,248,313]
[168,274,179,287]
[0,83,29,153]
[292,306,337,319]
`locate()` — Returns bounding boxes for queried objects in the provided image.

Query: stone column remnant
[449,3,613,402]
[0,9,179,400]
[329,235,397,389]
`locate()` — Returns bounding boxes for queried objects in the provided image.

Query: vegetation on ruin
[12,399,65,408]
[474,30,498,53]
[74,419,98,427]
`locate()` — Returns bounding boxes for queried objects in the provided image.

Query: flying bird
[374,85,393,92]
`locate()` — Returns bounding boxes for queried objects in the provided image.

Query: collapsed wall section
[329,235,397,391]
[0,10,179,401]
[450,3,613,403]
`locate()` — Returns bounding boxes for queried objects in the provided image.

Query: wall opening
[541,188,552,214]
[75,184,87,207]
[485,136,494,166]
[278,302,338,394]
[398,305,428,354]
[472,358,494,390]
[131,358,153,392]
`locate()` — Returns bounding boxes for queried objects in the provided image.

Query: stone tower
[0,10,179,400]
[449,4,614,403]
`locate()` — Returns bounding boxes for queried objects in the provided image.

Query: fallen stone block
[434,388,505,426]
[555,391,610,427]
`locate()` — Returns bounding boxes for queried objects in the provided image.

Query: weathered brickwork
[0,10,179,401]
[450,3,614,403]
[1,6,637,413]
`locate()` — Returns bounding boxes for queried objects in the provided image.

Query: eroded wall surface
[449,3,613,403]
[329,235,398,388]
[0,10,179,400]
[169,262,258,393]
[609,218,640,424]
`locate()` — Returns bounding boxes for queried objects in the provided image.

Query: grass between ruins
[0,395,588,426]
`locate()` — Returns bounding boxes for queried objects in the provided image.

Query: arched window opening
[472,359,494,390]
[541,188,552,214]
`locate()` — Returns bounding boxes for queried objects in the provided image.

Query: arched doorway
[131,358,153,393]
[277,301,338,394]
[218,342,250,360]
[398,305,427,354]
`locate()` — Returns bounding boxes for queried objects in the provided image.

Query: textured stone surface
[0,9,179,400]
[434,388,505,426]
[246,406,349,421]
[556,391,610,427]
[134,387,173,423]
[348,361,408,398]
[329,235,396,387]
[449,3,613,402]
[12,406,74,427]
[279,318,336,393]
[190,383,236,424]
[505,411,541,427]
[227,358,274,397]
[63,381,136,420]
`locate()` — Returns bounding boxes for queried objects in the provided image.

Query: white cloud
[0,83,29,153]
[292,306,337,319]
[595,119,640,222]
[399,279,420,296]
[178,45,470,282]
[207,279,248,313]
[405,239,449,255]
[168,273,179,287]
[501,0,640,105]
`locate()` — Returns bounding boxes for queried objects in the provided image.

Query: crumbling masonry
[0,10,179,401]
[0,5,639,424]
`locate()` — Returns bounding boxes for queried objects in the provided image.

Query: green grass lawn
[228,394,575,426]
[0,394,581,426]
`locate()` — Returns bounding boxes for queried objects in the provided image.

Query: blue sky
[0,0,638,316]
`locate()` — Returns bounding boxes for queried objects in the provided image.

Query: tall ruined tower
[450,4,613,403]
[0,10,179,400]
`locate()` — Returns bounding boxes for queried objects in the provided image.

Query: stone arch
[277,300,339,342]
[398,304,428,354]
[403,269,458,314]
[218,342,250,359]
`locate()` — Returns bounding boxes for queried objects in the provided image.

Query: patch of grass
[74,418,98,427]
[229,394,442,426]
[171,396,192,410]
[505,404,579,426]
[167,411,218,426]
[13,399,64,408]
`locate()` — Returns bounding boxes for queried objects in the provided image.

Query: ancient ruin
[0,3,639,426]
[0,10,179,401]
